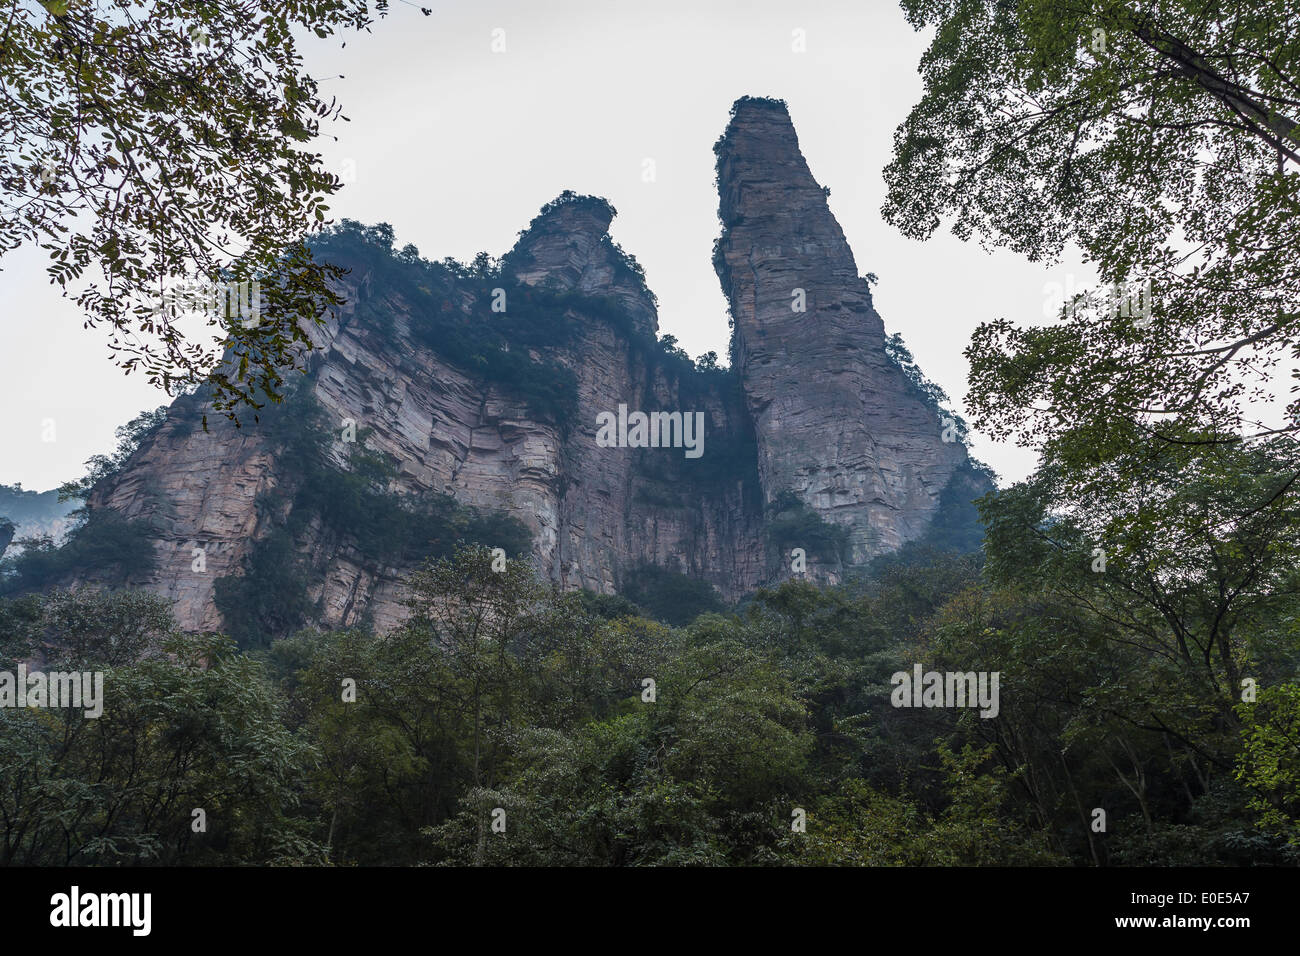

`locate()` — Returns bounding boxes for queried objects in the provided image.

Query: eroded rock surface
[88,98,987,632]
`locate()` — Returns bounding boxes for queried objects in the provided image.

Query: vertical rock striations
[713,96,975,562]
[84,98,988,633]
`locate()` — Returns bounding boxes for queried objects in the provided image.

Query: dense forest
[2,470,1296,864]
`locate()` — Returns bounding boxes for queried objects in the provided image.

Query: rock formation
[714,97,972,560]
[84,97,989,633]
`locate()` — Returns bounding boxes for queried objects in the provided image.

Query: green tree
[0,507,158,595]
[617,563,727,626]
[426,634,812,866]
[885,0,1300,516]
[1,0,392,416]
[1237,683,1300,845]
[283,547,553,865]
[0,586,174,668]
[0,590,319,865]
[212,528,315,648]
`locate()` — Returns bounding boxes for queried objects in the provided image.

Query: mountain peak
[714,95,978,559]
[79,100,985,634]
[504,191,658,338]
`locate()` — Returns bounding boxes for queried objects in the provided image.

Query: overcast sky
[0,0,1097,492]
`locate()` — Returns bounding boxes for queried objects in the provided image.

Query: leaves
[0,0,383,418]
[886,0,1300,478]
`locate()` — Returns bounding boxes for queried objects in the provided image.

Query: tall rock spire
[713,96,974,561]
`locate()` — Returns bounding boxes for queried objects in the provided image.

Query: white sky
[0,0,1098,492]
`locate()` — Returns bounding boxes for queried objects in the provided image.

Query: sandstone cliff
[85,97,988,634]
[714,97,972,562]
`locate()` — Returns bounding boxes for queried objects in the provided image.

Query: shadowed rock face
[714,97,972,561]
[87,98,986,633]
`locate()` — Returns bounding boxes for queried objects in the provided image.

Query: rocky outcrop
[714,97,971,561]
[504,194,660,340]
[86,98,987,633]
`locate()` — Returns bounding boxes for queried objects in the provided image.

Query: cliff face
[87,98,986,633]
[714,98,971,561]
